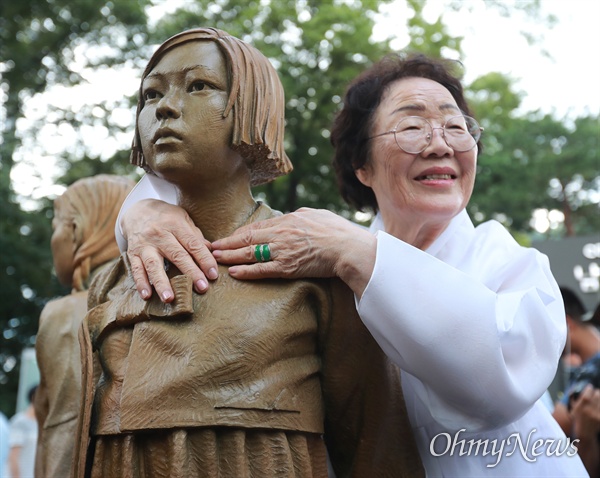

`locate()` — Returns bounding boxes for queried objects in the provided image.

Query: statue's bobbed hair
[54,174,135,291]
[131,28,292,186]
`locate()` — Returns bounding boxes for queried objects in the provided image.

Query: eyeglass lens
[394,116,480,154]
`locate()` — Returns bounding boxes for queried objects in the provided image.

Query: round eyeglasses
[367,115,483,154]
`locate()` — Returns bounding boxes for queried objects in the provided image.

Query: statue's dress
[35,263,111,478]
[74,204,423,478]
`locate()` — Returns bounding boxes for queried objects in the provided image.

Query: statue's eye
[190,81,207,92]
[143,89,161,101]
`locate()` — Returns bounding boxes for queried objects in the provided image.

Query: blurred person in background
[553,292,600,477]
[1,411,9,475]
[8,386,38,478]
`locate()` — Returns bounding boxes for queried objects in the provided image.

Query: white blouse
[359,211,588,477]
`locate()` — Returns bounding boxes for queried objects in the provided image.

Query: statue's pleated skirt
[89,427,328,478]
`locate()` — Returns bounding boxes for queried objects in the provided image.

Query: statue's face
[50,210,76,287]
[138,41,242,185]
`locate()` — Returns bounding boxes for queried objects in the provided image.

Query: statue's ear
[72,217,84,247]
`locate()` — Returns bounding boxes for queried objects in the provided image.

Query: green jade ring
[254,244,271,262]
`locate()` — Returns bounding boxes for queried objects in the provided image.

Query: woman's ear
[355,166,372,187]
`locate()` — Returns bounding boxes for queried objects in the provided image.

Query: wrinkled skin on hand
[212,207,377,298]
[122,199,218,301]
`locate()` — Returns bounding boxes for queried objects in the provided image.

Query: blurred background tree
[1,0,598,415]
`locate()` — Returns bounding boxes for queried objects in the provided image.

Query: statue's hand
[122,199,218,302]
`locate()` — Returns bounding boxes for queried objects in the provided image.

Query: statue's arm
[321,279,424,478]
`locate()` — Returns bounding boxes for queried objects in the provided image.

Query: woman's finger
[169,215,219,281]
[212,215,292,250]
[165,236,216,294]
[228,261,284,280]
[128,253,153,300]
[123,199,221,299]
[212,230,258,251]
[212,242,274,264]
[134,249,174,302]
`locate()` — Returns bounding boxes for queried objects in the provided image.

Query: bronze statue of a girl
[74,28,422,478]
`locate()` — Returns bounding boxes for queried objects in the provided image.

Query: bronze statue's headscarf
[53,174,135,291]
[130,27,293,186]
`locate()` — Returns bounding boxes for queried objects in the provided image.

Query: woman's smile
[414,166,458,185]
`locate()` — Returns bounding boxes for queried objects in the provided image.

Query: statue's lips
[153,128,183,145]
[155,135,182,145]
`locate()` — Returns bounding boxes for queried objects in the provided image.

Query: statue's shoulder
[39,291,88,322]
[87,255,130,309]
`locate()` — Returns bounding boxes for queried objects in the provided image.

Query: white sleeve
[356,230,565,432]
[115,174,179,252]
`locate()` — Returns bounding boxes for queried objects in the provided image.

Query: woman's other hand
[212,208,377,297]
[122,199,218,301]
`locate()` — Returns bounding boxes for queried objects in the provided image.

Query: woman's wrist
[335,229,377,298]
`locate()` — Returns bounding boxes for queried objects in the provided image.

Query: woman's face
[51,210,76,287]
[357,77,477,233]
[138,41,242,185]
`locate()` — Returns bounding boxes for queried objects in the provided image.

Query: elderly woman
[118,53,589,477]
[74,28,422,478]
[34,174,134,478]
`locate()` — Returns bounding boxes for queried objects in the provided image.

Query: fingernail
[228,267,238,275]
[196,280,208,292]
[162,291,173,302]
[141,289,150,299]
[208,268,218,280]
[212,250,222,259]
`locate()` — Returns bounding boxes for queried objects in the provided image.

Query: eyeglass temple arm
[366,130,396,141]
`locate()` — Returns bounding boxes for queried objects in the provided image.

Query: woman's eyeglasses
[367,115,483,154]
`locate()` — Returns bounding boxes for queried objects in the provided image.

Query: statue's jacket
[74,204,423,477]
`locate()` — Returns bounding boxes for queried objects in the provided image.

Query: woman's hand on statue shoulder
[123,199,218,302]
[211,207,376,297]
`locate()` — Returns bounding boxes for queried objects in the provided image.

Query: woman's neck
[380,210,451,251]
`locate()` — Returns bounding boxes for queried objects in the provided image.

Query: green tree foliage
[0,199,66,414]
[404,0,463,58]
[467,72,600,237]
[0,0,150,183]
